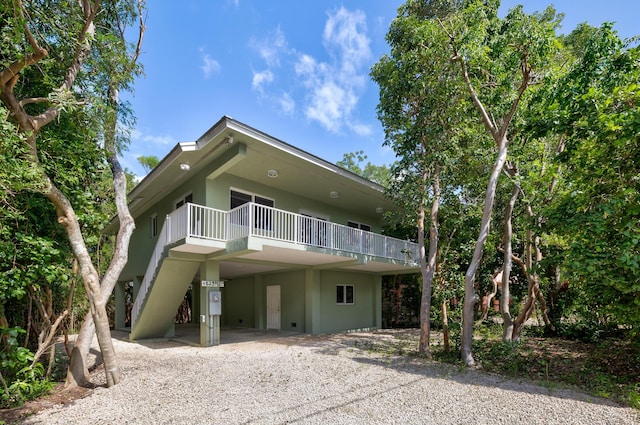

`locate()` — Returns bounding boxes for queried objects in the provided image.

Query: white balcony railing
[175,202,420,263]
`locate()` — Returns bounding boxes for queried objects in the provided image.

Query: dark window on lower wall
[336,284,354,305]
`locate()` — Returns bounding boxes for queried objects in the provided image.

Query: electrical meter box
[209,291,222,316]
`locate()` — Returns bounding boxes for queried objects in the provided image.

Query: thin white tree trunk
[461,137,509,366]
[501,168,520,341]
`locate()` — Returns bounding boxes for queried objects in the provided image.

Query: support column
[254,275,265,329]
[199,261,221,346]
[114,281,126,330]
[373,275,382,329]
[304,269,321,334]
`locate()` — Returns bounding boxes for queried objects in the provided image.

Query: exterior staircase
[129,257,199,339]
[129,216,200,340]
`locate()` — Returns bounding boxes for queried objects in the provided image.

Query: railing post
[165,214,171,244]
[249,202,254,236]
[186,203,191,238]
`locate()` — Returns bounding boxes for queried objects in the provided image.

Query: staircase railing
[131,214,171,328]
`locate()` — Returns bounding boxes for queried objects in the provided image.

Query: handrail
[131,214,170,327]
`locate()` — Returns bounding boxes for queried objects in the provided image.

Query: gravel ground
[21,330,639,425]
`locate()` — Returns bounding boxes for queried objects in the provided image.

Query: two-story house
[113,116,420,346]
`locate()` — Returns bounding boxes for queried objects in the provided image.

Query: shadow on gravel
[267,329,632,411]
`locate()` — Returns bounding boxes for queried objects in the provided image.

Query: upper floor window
[175,193,193,209]
[230,189,274,230]
[230,189,273,208]
[150,214,158,238]
[348,221,371,232]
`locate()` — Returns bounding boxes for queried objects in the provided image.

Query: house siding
[318,270,379,333]
[222,276,255,328]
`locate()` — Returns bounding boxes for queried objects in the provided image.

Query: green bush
[0,327,54,408]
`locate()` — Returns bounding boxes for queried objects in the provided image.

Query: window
[150,214,158,238]
[347,221,371,232]
[347,221,372,252]
[230,189,274,231]
[336,285,354,305]
[175,193,193,209]
[230,190,252,209]
[230,189,273,208]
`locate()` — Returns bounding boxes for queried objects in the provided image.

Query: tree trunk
[441,299,450,353]
[418,167,440,358]
[480,271,500,322]
[66,82,137,386]
[461,137,509,366]
[66,311,93,387]
[501,167,520,341]
[43,179,123,387]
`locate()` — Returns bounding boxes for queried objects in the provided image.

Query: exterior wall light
[267,169,279,178]
[329,191,339,199]
[376,207,384,214]
[179,163,191,171]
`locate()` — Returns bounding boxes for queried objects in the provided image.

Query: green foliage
[336,150,391,186]
[539,26,640,335]
[0,327,54,408]
[137,155,160,173]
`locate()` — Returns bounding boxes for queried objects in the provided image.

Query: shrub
[0,327,54,408]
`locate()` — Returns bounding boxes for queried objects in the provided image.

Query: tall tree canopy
[0,0,144,388]
[373,0,561,365]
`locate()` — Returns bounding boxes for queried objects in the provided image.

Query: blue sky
[121,0,639,178]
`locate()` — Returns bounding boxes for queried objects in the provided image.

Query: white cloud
[348,121,372,136]
[249,7,372,135]
[323,7,371,75]
[295,7,371,134]
[278,92,295,114]
[305,81,355,133]
[249,27,287,68]
[131,129,176,146]
[252,70,274,92]
[199,48,221,79]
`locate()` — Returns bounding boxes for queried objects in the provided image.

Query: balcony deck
[164,202,420,265]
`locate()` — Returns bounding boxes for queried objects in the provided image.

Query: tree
[540,24,640,335]
[374,0,560,365]
[0,0,144,387]
[435,1,559,366]
[336,150,391,186]
[372,0,469,357]
[137,155,160,173]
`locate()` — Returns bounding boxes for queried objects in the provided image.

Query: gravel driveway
[22,330,639,425]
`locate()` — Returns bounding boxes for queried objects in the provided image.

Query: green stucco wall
[220,268,381,335]
[316,270,379,333]
[222,276,255,328]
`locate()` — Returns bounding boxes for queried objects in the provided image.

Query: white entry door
[266,285,281,330]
